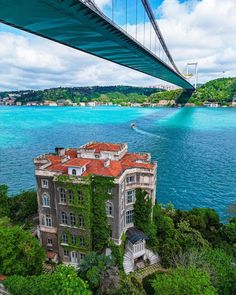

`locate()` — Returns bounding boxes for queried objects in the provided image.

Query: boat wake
[132,126,160,138]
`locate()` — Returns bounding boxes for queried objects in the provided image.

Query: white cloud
[0,0,236,90]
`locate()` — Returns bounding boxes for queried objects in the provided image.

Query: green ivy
[90,175,114,252]
[54,174,114,254]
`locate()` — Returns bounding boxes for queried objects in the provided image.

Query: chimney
[104,158,110,168]
[55,147,65,157]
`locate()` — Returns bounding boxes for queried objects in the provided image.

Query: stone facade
[34,142,157,266]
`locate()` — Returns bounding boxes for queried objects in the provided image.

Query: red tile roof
[43,143,155,178]
[84,142,123,153]
[64,158,90,167]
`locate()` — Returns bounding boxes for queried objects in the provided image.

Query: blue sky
[0,0,235,91]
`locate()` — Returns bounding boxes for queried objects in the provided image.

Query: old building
[34,142,158,271]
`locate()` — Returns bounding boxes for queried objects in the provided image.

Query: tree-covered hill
[0,85,162,104]
[190,77,236,105]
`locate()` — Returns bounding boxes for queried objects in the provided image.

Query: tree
[78,252,114,291]
[151,266,216,295]
[0,184,10,218]
[0,225,45,275]
[9,190,38,224]
[4,265,91,295]
[175,220,209,250]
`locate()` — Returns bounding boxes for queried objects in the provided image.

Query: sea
[0,105,236,220]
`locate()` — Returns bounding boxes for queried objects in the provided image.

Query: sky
[0,0,236,91]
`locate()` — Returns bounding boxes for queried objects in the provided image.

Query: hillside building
[34,141,158,272]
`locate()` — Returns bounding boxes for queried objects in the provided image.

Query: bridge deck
[0,0,194,90]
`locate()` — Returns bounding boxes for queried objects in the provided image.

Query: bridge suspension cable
[141,0,181,75]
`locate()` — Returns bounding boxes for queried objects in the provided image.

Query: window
[126,210,134,224]
[126,190,135,204]
[64,249,69,257]
[79,215,84,227]
[46,215,52,227]
[126,176,135,184]
[42,179,48,188]
[78,190,83,204]
[106,202,113,216]
[60,188,66,204]
[72,235,77,245]
[62,233,68,244]
[61,212,68,225]
[47,238,53,246]
[72,169,77,175]
[80,237,85,247]
[42,194,50,207]
[70,213,76,226]
[68,190,74,204]
[80,253,85,260]
[107,187,112,194]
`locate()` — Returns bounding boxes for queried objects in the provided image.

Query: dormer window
[68,166,86,176]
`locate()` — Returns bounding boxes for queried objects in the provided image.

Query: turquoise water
[0,106,236,220]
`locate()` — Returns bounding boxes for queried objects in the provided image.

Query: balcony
[126,239,146,259]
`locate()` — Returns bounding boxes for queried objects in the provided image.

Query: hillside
[0,85,162,104]
[190,77,236,105]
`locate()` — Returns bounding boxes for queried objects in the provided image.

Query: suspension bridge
[0,0,194,90]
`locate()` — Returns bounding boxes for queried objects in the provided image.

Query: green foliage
[9,190,38,224]
[190,77,236,104]
[0,185,38,226]
[199,248,236,295]
[120,276,146,295]
[133,189,157,246]
[91,175,114,252]
[108,234,126,271]
[0,184,10,218]
[151,266,216,295]
[175,220,209,250]
[78,251,114,291]
[0,225,45,275]
[4,265,91,295]
[2,86,161,104]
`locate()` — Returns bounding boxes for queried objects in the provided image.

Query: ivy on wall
[54,174,114,254]
[90,175,114,253]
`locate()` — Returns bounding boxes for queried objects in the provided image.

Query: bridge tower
[184,62,198,88]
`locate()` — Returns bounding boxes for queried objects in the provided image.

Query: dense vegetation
[190,77,236,105]
[0,86,162,104]
[1,184,235,294]
[2,78,236,106]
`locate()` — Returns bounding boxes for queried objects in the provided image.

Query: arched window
[62,233,68,244]
[78,190,83,204]
[106,202,113,216]
[72,169,77,175]
[79,215,84,227]
[70,213,76,226]
[59,188,66,204]
[126,210,134,225]
[61,212,68,224]
[42,194,50,207]
[68,190,74,204]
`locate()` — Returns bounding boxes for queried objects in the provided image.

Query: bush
[0,225,45,276]
[151,266,216,295]
[4,265,91,295]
